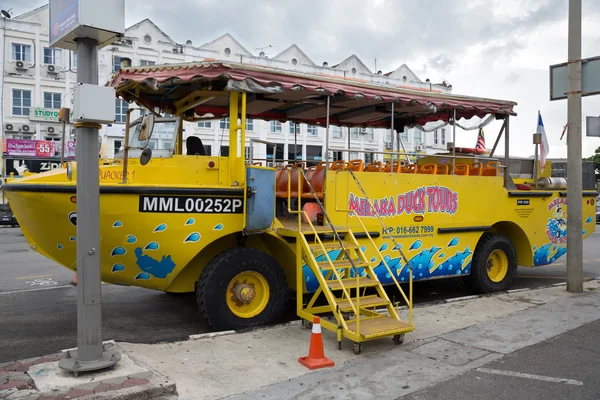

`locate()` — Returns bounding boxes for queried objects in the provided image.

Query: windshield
[114,118,177,159]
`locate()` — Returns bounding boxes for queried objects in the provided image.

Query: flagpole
[533,110,540,189]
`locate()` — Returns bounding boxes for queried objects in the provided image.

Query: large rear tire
[463,233,517,294]
[196,247,288,330]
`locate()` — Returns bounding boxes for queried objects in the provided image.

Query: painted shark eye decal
[68,212,77,226]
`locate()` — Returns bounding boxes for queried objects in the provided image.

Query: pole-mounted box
[72,84,116,124]
[49,0,125,51]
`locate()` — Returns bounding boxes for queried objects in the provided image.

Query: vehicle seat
[401,164,418,174]
[302,166,325,200]
[482,161,499,176]
[454,164,469,175]
[330,160,347,171]
[365,161,383,172]
[348,159,364,172]
[469,162,483,176]
[275,165,294,198]
[420,164,437,174]
[383,160,401,173]
[186,136,205,156]
[253,162,262,166]
[437,164,449,175]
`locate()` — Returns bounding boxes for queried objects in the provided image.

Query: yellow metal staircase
[284,167,414,354]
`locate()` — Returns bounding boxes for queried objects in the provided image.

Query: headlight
[66,162,73,181]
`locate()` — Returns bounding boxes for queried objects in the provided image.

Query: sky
[4,0,600,158]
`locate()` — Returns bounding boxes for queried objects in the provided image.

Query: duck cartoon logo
[546,199,567,244]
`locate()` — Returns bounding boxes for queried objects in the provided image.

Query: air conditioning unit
[5,123,16,132]
[15,60,28,70]
[48,126,56,133]
[47,65,57,73]
[21,124,31,132]
[360,127,368,134]
[415,144,424,151]
[125,39,133,46]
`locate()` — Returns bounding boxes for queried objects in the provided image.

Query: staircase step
[336,295,389,311]
[317,260,369,270]
[309,243,359,251]
[346,315,413,338]
[326,277,379,290]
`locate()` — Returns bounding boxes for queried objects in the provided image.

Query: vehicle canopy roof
[109,61,517,130]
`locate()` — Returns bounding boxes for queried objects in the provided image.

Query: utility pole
[566,0,583,293]
[48,0,125,374]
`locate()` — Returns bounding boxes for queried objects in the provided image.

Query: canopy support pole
[452,109,456,175]
[504,116,510,188]
[325,96,330,170]
[489,119,506,157]
[390,102,395,165]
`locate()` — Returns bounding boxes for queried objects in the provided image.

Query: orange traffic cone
[298,316,335,370]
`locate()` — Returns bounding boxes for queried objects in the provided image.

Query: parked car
[0,203,18,227]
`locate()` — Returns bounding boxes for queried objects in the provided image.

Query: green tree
[584,146,600,175]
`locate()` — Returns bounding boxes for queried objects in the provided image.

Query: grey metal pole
[325,96,330,169]
[294,122,297,163]
[567,0,583,293]
[59,37,119,374]
[390,102,395,164]
[60,121,66,166]
[504,117,510,188]
[452,109,456,175]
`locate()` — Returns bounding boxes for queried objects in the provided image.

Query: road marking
[16,274,54,280]
[477,368,583,386]
[0,285,71,295]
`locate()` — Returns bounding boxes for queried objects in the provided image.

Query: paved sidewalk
[2,280,598,399]
[119,279,600,399]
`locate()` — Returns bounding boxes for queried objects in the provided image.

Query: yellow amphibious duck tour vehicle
[5,62,597,352]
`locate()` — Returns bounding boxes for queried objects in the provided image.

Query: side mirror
[140,147,152,166]
[138,114,155,143]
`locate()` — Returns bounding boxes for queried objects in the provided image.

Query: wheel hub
[231,281,256,306]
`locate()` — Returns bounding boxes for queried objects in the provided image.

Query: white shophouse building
[1,4,453,174]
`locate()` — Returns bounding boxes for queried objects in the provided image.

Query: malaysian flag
[475,128,486,151]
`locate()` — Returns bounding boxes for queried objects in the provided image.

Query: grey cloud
[429,54,453,73]
[505,71,521,84]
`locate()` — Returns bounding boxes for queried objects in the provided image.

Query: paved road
[1,226,600,362]
[405,319,600,400]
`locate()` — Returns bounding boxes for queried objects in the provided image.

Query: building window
[43,48,62,65]
[288,144,302,162]
[289,122,299,135]
[434,129,439,145]
[220,118,229,130]
[12,43,32,62]
[363,128,374,141]
[12,135,32,140]
[270,121,282,134]
[140,59,155,66]
[113,139,123,156]
[364,152,374,164]
[331,126,342,138]
[115,99,129,123]
[350,151,359,160]
[401,129,409,143]
[350,128,360,140]
[44,92,62,109]
[246,118,254,131]
[113,56,122,72]
[44,136,60,141]
[441,128,446,145]
[307,125,319,136]
[12,89,31,116]
[414,131,423,145]
[220,146,229,157]
[203,145,212,156]
[197,121,212,128]
[72,51,77,68]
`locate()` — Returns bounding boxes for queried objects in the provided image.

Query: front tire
[463,233,517,294]
[196,247,288,330]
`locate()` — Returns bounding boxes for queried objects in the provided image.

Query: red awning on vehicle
[110,62,516,129]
